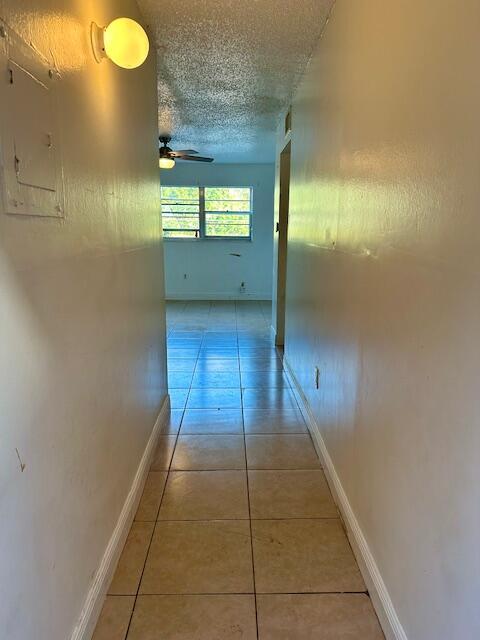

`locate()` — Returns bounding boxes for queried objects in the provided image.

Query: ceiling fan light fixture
[158,135,214,165]
[159,157,175,169]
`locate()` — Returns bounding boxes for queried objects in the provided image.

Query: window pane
[204,186,252,239]
[161,204,199,213]
[205,200,250,212]
[204,187,250,201]
[206,223,251,237]
[206,213,250,225]
[205,213,250,237]
[161,186,199,200]
[161,186,200,238]
[162,215,199,230]
[164,230,198,238]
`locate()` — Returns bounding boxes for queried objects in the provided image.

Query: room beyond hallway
[92,301,384,639]
[160,165,275,301]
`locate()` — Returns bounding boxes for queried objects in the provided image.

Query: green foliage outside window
[161,186,252,239]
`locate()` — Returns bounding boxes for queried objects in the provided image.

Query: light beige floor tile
[168,370,195,389]
[243,407,307,434]
[150,436,176,471]
[167,359,196,373]
[169,388,190,409]
[159,410,183,435]
[251,519,365,593]
[108,522,154,595]
[191,370,241,388]
[240,358,283,372]
[240,369,289,388]
[135,472,167,521]
[139,520,254,594]
[248,470,337,519]
[256,594,384,640]
[127,595,257,640]
[171,435,246,470]
[242,388,298,410]
[239,348,279,359]
[180,408,243,434]
[246,435,320,469]
[92,596,135,640]
[187,387,241,409]
[159,471,249,520]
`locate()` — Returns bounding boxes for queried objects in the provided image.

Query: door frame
[274,140,291,347]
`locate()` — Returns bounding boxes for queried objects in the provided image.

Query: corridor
[2,1,479,638]
[93,301,384,639]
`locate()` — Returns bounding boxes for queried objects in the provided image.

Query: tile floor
[93,301,384,639]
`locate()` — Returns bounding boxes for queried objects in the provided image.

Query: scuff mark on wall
[15,448,25,472]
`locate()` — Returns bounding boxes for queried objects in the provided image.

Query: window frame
[161,185,253,241]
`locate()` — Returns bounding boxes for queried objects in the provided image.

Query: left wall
[0,2,167,640]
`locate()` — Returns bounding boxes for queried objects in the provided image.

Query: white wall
[0,2,167,640]
[162,163,274,300]
[283,1,480,639]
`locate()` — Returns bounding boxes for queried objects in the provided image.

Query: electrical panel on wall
[0,20,64,217]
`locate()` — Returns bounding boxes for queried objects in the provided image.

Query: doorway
[275,140,291,347]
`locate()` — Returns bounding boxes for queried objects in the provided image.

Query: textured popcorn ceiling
[138,0,334,162]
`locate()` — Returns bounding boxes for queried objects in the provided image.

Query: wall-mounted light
[159,157,175,169]
[91,18,149,69]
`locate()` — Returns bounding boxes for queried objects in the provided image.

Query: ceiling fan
[159,136,214,169]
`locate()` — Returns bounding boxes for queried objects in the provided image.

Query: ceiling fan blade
[171,149,198,156]
[178,155,214,163]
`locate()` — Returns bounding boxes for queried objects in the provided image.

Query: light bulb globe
[103,18,149,69]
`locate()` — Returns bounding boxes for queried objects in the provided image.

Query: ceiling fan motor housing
[159,136,173,158]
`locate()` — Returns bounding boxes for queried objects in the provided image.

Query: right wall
[283,1,480,639]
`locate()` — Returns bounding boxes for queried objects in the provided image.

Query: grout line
[165,467,322,471]
[168,432,309,438]
[146,467,324,473]
[127,590,369,597]
[146,516,340,522]
[236,301,260,640]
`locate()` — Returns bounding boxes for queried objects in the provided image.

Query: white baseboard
[165,292,272,301]
[69,394,171,640]
[282,357,408,640]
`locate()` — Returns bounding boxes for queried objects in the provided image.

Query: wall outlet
[315,366,320,389]
[240,281,246,293]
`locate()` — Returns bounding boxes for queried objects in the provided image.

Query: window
[160,186,200,239]
[161,186,252,239]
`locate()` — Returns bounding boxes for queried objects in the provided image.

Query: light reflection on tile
[181,409,243,434]
[171,435,246,470]
[246,435,321,469]
[187,387,242,409]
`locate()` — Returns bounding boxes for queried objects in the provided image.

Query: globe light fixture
[91,18,149,69]
[159,157,176,169]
